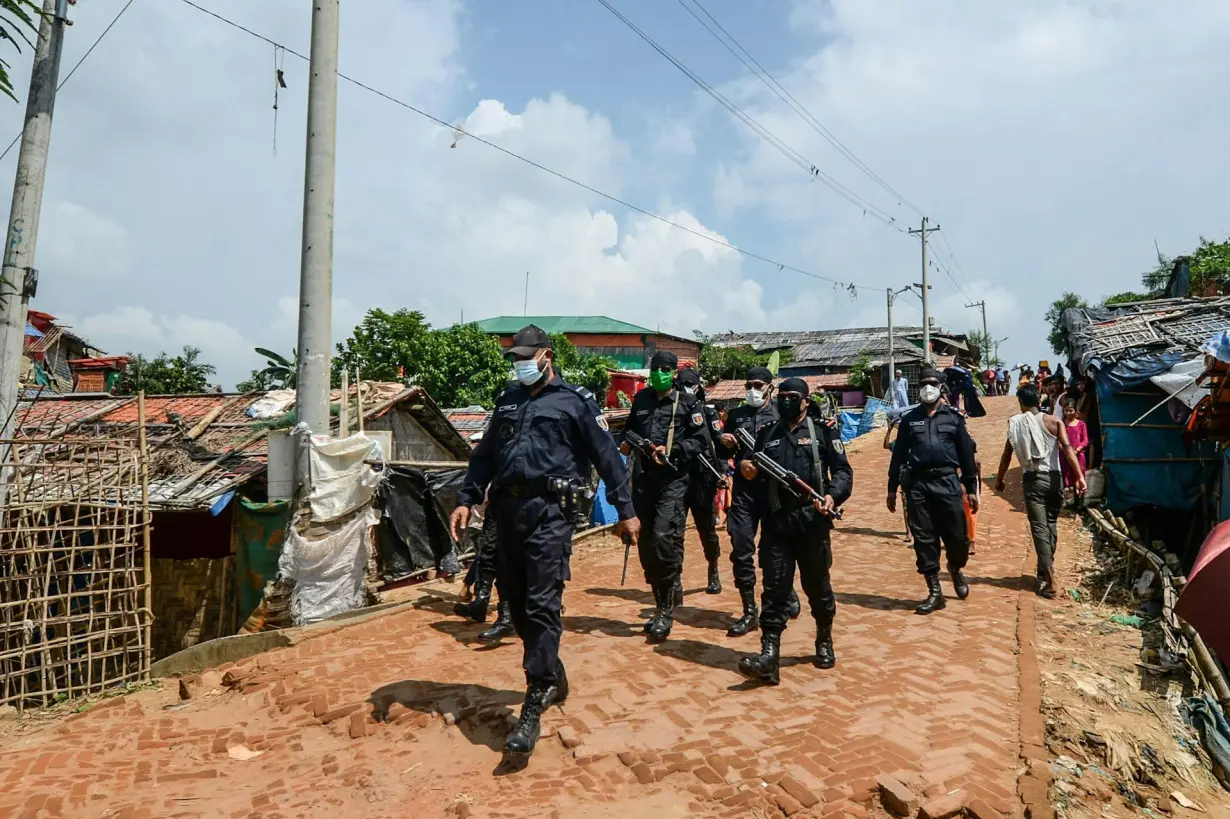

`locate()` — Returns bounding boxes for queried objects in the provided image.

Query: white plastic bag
[278,505,379,625]
[247,389,297,420]
[308,433,383,523]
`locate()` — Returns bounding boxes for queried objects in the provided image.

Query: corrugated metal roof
[706,374,856,402]
[475,315,656,335]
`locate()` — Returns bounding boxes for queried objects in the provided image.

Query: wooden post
[137,391,153,679]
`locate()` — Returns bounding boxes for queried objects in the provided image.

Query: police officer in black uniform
[717,366,802,637]
[676,368,728,594]
[621,350,709,643]
[452,503,517,642]
[886,366,979,615]
[735,378,852,685]
[450,326,640,759]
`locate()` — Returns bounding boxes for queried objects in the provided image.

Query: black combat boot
[673,577,684,607]
[706,560,722,594]
[786,588,802,619]
[737,630,781,685]
[915,572,947,615]
[554,660,569,705]
[477,599,516,642]
[814,623,836,669]
[646,583,675,643]
[644,585,663,634]
[949,566,970,600]
[453,576,493,622]
[503,680,558,758]
[727,585,759,637]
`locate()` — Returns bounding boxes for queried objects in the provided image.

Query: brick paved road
[0,399,1036,819]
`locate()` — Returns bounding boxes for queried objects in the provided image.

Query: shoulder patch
[711,419,723,433]
[831,439,845,454]
[691,412,704,426]
[595,415,609,431]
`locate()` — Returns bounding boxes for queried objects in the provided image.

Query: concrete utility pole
[966,300,989,367]
[293,0,340,496]
[908,217,940,364]
[885,285,910,398]
[0,0,69,440]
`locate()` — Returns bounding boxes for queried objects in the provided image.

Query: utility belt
[495,477,593,517]
[909,466,956,482]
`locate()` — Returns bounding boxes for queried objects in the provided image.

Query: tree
[332,311,509,408]
[694,333,789,385]
[117,346,217,395]
[964,329,1004,369]
[333,308,430,383]
[235,368,276,394]
[847,353,873,390]
[548,333,613,397]
[1045,292,1088,356]
[1140,235,1230,296]
[251,348,297,389]
[410,323,510,408]
[1103,291,1153,306]
[0,1,38,103]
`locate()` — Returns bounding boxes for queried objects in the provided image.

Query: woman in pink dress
[1061,397,1088,491]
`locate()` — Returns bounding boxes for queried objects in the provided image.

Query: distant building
[473,315,701,371]
[22,310,120,394]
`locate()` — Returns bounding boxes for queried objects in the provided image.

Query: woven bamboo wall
[150,557,235,660]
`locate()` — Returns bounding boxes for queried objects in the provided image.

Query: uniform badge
[765,439,780,449]
[595,415,609,431]
[499,422,515,440]
[691,412,704,425]
[798,437,811,445]
[711,420,723,433]
[832,439,845,454]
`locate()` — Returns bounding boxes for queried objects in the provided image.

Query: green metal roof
[473,316,657,336]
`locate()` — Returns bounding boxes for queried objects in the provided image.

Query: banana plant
[254,347,297,389]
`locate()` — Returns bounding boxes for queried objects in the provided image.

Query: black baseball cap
[649,350,678,371]
[779,376,809,394]
[746,366,773,383]
[676,368,701,388]
[507,324,551,357]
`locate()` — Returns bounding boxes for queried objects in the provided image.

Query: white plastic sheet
[278,505,379,625]
[246,389,297,420]
[1149,357,1209,410]
[308,433,384,523]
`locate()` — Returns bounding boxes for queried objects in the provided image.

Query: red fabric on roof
[706,374,854,401]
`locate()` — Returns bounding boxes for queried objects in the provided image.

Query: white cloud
[38,203,130,279]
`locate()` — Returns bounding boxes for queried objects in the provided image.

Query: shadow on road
[834,590,920,611]
[586,586,734,632]
[840,526,907,540]
[968,573,1034,591]
[368,679,523,754]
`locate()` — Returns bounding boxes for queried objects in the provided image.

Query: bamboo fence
[0,413,152,710]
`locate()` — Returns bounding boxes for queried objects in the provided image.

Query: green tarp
[232,498,289,624]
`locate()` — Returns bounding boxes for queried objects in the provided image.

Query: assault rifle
[624,429,675,470]
[735,428,843,520]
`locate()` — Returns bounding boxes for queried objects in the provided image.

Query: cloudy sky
[2,0,1228,387]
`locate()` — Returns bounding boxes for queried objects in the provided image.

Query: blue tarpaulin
[839,411,862,443]
[1098,389,1217,512]
[589,453,628,526]
[857,398,891,437]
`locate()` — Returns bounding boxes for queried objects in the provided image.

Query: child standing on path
[1061,397,1088,501]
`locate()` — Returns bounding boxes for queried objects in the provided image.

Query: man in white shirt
[892,369,909,408]
[993,385,1085,599]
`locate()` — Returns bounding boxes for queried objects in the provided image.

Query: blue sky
[1,0,1228,386]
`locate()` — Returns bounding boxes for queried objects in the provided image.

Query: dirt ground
[1038,511,1230,818]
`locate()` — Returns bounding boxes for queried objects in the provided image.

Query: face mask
[776,394,803,418]
[919,384,941,404]
[682,385,696,396]
[513,355,544,386]
[649,370,674,392]
[746,388,766,408]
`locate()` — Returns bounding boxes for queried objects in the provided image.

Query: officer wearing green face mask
[620,350,710,643]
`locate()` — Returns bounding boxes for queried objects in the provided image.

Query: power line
[177,0,889,293]
[0,0,139,163]
[595,0,907,234]
[678,0,924,220]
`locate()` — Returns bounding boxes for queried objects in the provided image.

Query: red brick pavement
[0,399,1036,819]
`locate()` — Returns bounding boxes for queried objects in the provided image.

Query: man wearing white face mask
[886,367,980,615]
[717,366,802,635]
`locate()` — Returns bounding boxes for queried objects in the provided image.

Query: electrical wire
[0,0,139,163]
[679,0,923,220]
[595,0,908,234]
[177,0,890,293]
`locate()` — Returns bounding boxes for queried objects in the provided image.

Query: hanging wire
[272,45,286,156]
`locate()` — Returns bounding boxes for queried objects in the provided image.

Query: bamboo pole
[137,392,153,680]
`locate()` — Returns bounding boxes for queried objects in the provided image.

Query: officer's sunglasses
[744,381,767,390]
